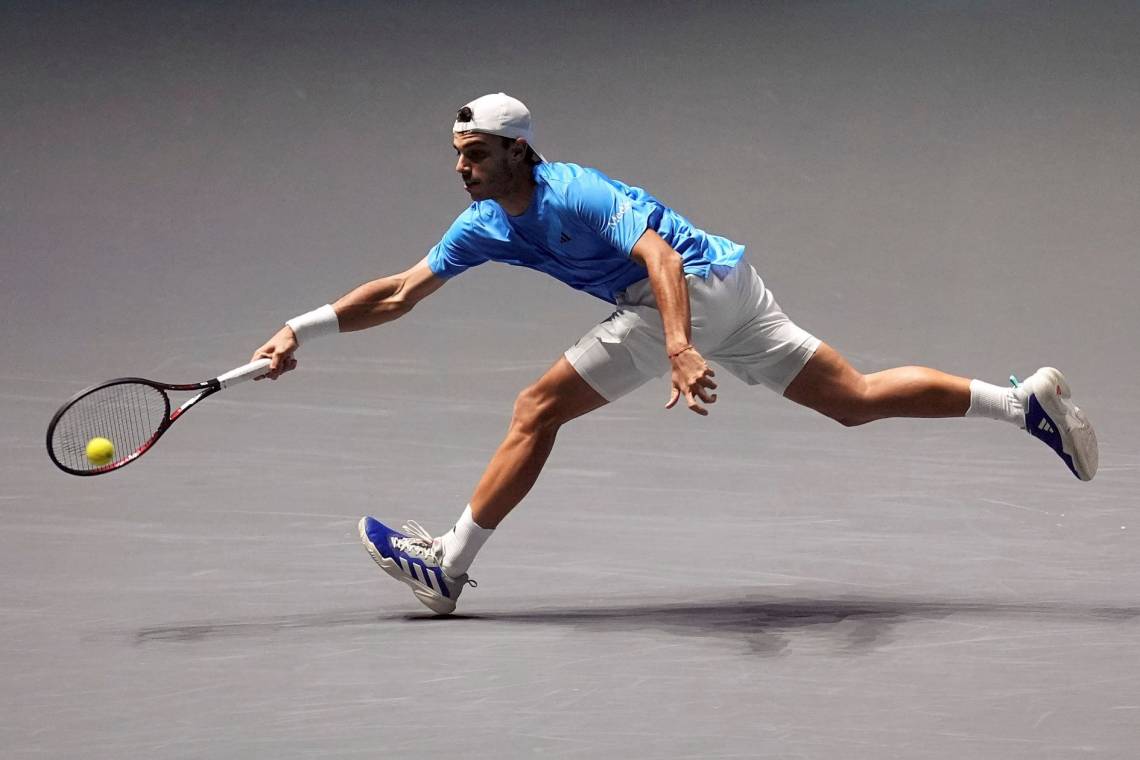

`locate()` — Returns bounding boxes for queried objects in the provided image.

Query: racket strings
[50,383,169,472]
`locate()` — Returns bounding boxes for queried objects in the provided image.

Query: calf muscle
[784,343,970,426]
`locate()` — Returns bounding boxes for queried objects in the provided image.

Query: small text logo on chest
[607,200,632,230]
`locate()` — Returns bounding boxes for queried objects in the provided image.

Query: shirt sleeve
[565,171,658,255]
[426,209,489,279]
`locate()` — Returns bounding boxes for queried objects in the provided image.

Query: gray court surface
[4,2,1140,758]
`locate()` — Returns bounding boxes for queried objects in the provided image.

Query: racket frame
[45,358,270,476]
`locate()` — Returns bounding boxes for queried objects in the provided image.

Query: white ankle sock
[966,379,1025,428]
[439,504,493,577]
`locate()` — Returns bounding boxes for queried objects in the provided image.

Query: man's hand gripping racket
[251,325,299,381]
[46,358,274,476]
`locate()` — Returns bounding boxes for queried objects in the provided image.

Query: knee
[787,346,878,428]
[511,384,561,435]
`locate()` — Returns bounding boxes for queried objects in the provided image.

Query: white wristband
[286,304,339,345]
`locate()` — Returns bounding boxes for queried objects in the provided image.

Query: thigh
[527,355,611,425]
[705,263,822,393]
[781,341,865,414]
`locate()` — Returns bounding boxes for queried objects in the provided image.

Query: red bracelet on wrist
[668,344,694,360]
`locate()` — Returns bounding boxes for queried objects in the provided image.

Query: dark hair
[499,136,542,166]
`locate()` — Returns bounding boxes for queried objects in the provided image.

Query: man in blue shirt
[253,93,1098,615]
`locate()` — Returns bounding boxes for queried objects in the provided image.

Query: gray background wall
[3,2,1139,758]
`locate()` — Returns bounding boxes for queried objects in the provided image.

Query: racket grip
[218,358,273,389]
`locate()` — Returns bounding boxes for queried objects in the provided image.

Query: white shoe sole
[1028,367,1099,481]
[358,518,457,615]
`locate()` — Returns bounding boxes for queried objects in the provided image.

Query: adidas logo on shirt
[1038,418,1055,434]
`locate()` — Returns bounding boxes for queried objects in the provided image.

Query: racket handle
[217,358,273,389]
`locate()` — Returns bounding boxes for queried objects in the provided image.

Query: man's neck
[495,170,537,217]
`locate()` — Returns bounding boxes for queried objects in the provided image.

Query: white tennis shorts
[564,259,821,402]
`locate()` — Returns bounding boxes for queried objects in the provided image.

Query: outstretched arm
[252,256,447,379]
[333,256,447,332]
[630,229,718,415]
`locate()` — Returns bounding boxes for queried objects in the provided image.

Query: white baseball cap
[452,93,546,162]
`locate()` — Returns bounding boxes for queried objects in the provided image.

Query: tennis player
[252,93,1098,614]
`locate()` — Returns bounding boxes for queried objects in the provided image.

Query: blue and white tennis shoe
[1011,367,1098,481]
[358,516,474,614]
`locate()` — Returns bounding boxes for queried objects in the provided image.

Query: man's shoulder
[448,200,503,229]
[538,161,610,188]
[435,202,511,250]
[537,162,623,209]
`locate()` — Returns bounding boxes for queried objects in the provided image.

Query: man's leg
[357,357,609,613]
[781,341,1098,480]
[469,356,609,528]
[359,299,662,613]
[782,342,970,426]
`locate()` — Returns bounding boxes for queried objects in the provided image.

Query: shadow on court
[133,596,1140,655]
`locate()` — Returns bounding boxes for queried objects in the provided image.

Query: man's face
[453,132,522,202]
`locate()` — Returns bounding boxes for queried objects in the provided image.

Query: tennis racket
[46,358,272,476]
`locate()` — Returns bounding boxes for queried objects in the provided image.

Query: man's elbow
[646,245,683,274]
[631,230,681,270]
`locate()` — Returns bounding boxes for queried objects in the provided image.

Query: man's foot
[358,516,474,614]
[1011,367,1098,481]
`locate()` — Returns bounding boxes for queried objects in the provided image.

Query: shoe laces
[392,520,442,564]
[395,520,477,588]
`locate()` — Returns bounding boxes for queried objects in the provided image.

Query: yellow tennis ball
[86,437,115,466]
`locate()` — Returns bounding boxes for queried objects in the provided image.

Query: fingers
[668,381,715,414]
[683,371,718,413]
[685,389,709,416]
[692,366,717,409]
[251,346,272,380]
[694,385,717,405]
[266,353,297,381]
[263,350,283,381]
[251,340,296,381]
[666,352,717,414]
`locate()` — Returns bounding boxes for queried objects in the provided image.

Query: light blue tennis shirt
[426,162,745,304]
